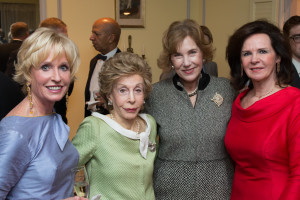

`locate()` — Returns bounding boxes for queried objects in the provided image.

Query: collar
[103,47,118,60]
[53,114,70,151]
[172,71,210,91]
[292,58,300,74]
[92,112,151,159]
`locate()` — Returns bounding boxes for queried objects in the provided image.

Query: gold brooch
[211,92,223,107]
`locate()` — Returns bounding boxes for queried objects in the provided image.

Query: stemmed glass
[71,166,89,198]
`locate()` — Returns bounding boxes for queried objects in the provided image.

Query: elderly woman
[145,19,235,199]
[225,20,300,199]
[0,28,85,200]
[72,52,157,199]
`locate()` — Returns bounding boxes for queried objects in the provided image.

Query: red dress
[225,87,300,199]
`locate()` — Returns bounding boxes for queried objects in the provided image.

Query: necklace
[188,87,198,97]
[254,87,275,100]
[110,113,140,134]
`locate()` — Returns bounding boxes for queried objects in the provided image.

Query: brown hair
[157,19,214,73]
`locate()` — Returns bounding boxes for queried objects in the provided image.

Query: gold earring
[276,63,280,73]
[26,82,33,114]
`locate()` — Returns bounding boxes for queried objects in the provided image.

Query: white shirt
[87,48,118,111]
[292,58,300,77]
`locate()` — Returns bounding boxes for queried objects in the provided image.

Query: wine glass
[71,166,89,198]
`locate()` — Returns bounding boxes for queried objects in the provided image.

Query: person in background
[200,25,218,76]
[145,19,235,199]
[0,28,86,200]
[0,71,24,120]
[0,22,29,73]
[39,17,68,36]
[85,17,121,117]
[72,52,157,199]
[225,20,300,199]
[38,17,73,124]
[160,24,218,80]
[0,29,8,44]
[283,15,300,88]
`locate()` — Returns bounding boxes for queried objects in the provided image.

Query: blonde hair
[14,27,80,93]
[99,52,152,110]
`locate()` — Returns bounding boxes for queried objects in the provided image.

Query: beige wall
[44,0,251,138]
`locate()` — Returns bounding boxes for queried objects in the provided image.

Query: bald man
[85,18,121,117]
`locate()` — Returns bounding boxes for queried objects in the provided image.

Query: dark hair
[283,15,300,38]
[226,20,293,91]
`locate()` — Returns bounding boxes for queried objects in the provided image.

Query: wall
[205,0,250,78]
[44,0,250,138]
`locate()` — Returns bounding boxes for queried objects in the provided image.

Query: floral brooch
[211,92,223,107]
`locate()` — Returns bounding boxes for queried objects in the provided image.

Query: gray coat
[145,74,235,199]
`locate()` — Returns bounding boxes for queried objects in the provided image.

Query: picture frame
[115,0,145,28]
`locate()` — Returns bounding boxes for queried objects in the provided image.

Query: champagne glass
[71,166,89,198]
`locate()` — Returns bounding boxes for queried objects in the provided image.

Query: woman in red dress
[225,20,300,199]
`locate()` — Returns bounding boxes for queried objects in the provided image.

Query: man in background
[283,15,300,88]
[85,17,121,117]
[0,71,24,120]
[0,22,28,73]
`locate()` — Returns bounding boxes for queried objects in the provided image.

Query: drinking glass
[71,166,89,198]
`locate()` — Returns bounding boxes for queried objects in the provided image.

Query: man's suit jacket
[84,48,121,117]
[291,64,300,89]
[0,72,24,120]
[0,40,22,72]
[204,61,218,77]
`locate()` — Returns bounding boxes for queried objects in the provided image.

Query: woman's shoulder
[141,113,156,124]
[209,76,236,95]
[82,115,102,123]
[153,78,173,89]
[283,86,300,104]
[210,76,231,85]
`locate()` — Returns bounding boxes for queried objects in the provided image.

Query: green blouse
[72,113,157,200]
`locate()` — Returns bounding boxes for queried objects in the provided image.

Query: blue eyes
[60,65,69,71]
[40,64,69,71]
[41,65,50,71]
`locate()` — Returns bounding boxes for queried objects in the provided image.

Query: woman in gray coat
[145,19,235,199]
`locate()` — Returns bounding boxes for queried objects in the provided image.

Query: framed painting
[115,0,145,28]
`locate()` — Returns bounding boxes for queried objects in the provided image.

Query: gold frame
[115,0,145,28]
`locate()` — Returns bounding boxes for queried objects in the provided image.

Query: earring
[203,59,206,63]
[276,62,280,73]
[143,100,145,104]
[171,65,174,70]
[26,82,33,114]
[108,100,112,105]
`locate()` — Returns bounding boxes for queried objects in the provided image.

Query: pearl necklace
[110,113,140,134]
[188,87,198,97]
